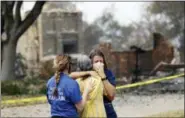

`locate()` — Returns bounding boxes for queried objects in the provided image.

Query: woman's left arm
[102,76,116,101]
[97,69,116,101]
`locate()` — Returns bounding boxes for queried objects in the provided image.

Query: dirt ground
[1,93,184,117]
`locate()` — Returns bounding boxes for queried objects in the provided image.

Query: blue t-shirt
[105,69,116,87]
[46,73,82,117]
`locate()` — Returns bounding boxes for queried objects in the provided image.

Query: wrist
[86,71,91,75]
[101,77,107,81]
[100,74,106,79]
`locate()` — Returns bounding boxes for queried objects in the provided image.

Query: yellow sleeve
[86,77,101,101]
[76,78,84,94]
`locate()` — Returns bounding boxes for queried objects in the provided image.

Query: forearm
[76,90,89,112]
[103,80,116,101]
[69,71,89,80]
[98,72,116,101]
[98,72,115,99]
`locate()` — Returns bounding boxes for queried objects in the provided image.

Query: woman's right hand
[93,63,106,78]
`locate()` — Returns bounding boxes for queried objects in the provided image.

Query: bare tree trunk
[1,1,46,80]
[1,40,17,80]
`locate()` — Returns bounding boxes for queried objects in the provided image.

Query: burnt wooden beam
[130,45,147,83]
[150,62,185,75]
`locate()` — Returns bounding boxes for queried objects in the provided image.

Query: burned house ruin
[97,33,177,80]
[38,9,83,61]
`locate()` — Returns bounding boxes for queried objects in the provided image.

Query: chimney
[153,32,164,49]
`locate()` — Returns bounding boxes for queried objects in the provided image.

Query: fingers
[93,62,104,71]
[93,64,99,71]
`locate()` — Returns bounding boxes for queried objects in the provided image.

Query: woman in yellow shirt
[75,54,106,118]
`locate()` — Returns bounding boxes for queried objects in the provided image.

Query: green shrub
[1,76,47,96]
[1,80,28,95]
[39,84,47,94]
[1,59,59,96]
[39,60,55,80]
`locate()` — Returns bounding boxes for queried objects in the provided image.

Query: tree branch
[3,2,15,33]
[15,1,46,40]
[1,15,4,34]
[1,1,14,42]
[14,1,23,28]
[7,1,15,12]
[1,3,5,34]
[6,1,15,22]
[2,2,9,32]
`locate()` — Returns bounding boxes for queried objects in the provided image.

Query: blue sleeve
[46,88,51,104]
[46,80,52,104]
[106,70,116,87]
[70,81,82,104]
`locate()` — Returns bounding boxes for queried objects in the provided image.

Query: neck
[63,69,69,75]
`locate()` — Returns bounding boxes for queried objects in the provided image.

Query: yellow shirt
[77,76,106,118]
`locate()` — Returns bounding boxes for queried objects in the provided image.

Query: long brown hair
[89,49,107,69]
[52,54,71,96]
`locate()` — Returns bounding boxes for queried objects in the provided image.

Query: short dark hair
[89,48,107,69]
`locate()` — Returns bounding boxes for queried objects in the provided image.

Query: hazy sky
[22,2,180,47]
[74,2,146,25]
[22,2,147,26]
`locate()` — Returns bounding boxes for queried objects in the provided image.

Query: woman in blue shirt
[46,55,92,118]
[89,49,117,118]
[70,49,117,118]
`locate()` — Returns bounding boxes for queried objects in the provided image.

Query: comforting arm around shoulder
[69,71,90,80]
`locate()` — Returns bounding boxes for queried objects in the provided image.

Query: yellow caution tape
[1,96,47,105]
[1,73,184,107]
[116,73,184,90]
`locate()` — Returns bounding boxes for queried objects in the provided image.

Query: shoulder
[105,69,114,77]
[89,76,98,83]
[63,74,79,86]
[105,69,116,86]
[46,76,55,87]
[76,78,83,84]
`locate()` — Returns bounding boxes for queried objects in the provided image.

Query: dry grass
[148,109,184,117]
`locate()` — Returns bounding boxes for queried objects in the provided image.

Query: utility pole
[130,46,146,83]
